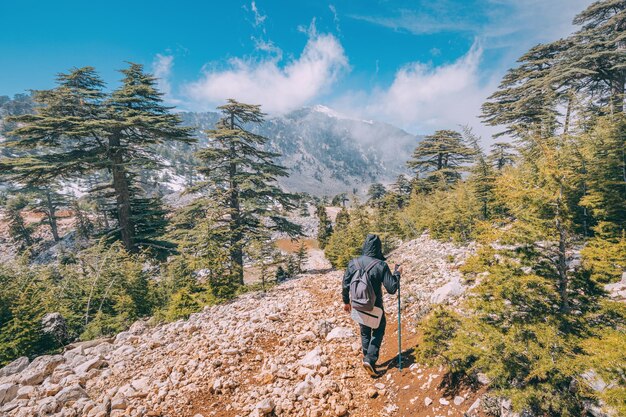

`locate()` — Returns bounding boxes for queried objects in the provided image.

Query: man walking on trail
[342,234,402,376]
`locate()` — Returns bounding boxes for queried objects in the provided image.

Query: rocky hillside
[0,235,492,417]
[179,106,418,195]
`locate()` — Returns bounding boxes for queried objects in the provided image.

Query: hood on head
[362,234,385,261]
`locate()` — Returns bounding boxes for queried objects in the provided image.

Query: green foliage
[161,288,203,322]
[399,182,481,242]
[1,64,193,256]
[193,99,301,286]
[415,307,461,365]
[316,205,333,249]
[295,242,308,274]
[0,264,51,366]
[324,205,372,268]
[4,194,34,251]
[331,193,348,207]
[407,129,476,188]
[581,235,626,283]
[366,183,387,206]
[581,328,626,416]
[416,253,626,416]
[579,115,626,238]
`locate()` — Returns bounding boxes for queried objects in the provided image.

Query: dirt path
[301,250,485,417]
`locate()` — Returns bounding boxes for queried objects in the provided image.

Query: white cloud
[184,29,349,114]
[251,1,267,29]
[152,54,184,106]
[340,0,595,144]
[333,43,500,143]
[329,4,341,34]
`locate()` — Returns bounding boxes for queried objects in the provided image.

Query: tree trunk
[611,75,624,114]
[109,132,133,251]
[45,189,60,241]
[228,113,244,286]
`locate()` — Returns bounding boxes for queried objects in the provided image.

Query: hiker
[342,234,402,376]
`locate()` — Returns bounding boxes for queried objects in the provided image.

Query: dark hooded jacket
[342,234,399,309]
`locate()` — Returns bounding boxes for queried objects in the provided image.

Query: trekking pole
[396,265,402,371]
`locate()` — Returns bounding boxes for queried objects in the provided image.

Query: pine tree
[407,130,476,188]
[464,129,496,220]
[2,65,193,255]
[566,1,626,114]
[392,174,412,208]
[295,242,308,274]
[495,138,579,313]
[316,205,333,249]
[72,199,94,239]
[194,99,301,286]
[488,142,516,170]
[4,195,33,251]
[367,183,387,207]
[104,63,193,253]
[481,41,568,138]
[325,205,371,269]
[331,193,349,207]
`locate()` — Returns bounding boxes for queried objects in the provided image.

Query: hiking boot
[362,360,378,377]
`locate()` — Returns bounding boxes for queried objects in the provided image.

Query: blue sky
[0,0,593,139]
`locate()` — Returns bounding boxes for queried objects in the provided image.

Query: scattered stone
[476,372,491,385]
[299,348,323,369]
[255,398,275,415]
[19,355,65,386]
[467,398,481,414]
[0,383,19,406]
[41,312,68,342]
[296,331,317,342]
[110,396,127,410]
[75,356,104,375]
[335,405,347,416]
[0,235,478,417]
[454,395,465,405]
[439,397,450,405]
[294,380,313,397]
[424,397,433,406]
[325,327,355,341]
[0,357,29,378]
[15,385,34,400]
[431,276,464,304]
[55,384,88,404]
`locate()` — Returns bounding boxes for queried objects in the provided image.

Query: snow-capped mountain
[179,105,419,195]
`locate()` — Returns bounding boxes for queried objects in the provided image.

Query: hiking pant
[360,313,386,365]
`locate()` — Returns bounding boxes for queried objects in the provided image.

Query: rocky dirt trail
[0,235,487,417]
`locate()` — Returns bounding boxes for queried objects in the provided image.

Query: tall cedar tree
[407,129,476,187]
[488,142,516,170]
[366,183,387,207]
[481,41,568,138]
[566,0,626,114]
[194,99,301,285]
[2,65,193,254]
[104,64,193,255]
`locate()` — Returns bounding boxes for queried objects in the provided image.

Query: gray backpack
[349,259,379,312]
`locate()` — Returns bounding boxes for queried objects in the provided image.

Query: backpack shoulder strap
[364,259,379,274]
